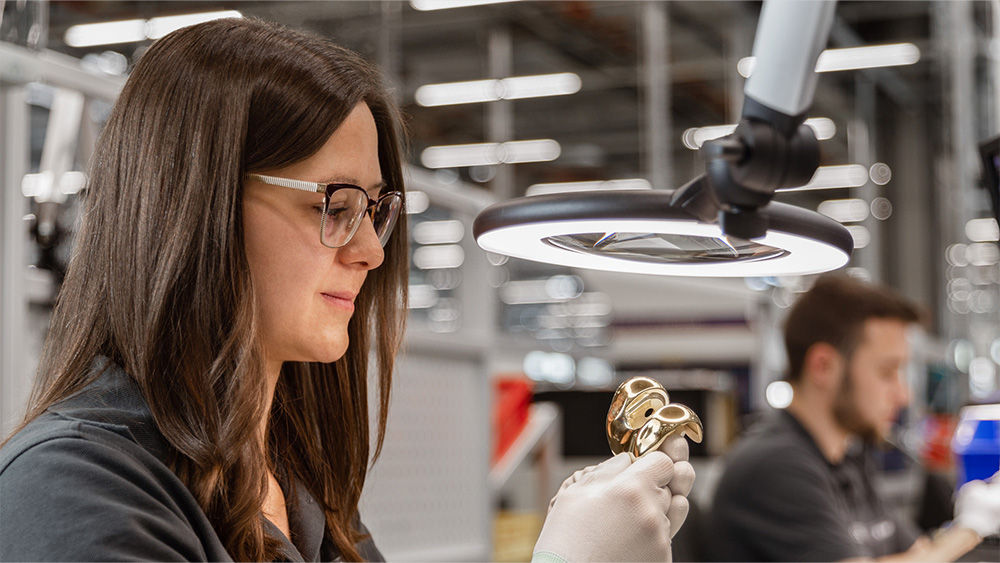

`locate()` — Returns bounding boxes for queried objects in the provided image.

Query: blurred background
[1,1,999,560]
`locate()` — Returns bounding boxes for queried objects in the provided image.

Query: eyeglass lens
[322,188,367,248]
[321,187,402,248]
[372,196,402,246]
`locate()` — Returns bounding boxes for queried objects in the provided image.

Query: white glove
[954,471,1000,538]
[657,434,696,535]
[533,436,696,562]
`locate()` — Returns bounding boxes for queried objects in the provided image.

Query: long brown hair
[4,18,407,561]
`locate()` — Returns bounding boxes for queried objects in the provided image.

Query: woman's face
[243,102,385,366]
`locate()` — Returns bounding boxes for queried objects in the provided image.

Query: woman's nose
[340,215,385,270]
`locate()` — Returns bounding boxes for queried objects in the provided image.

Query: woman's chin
[284,336,349,365]
[315,341,349,364]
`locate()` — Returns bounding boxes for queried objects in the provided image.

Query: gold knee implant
[606,376,703,461]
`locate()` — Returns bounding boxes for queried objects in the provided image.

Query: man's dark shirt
[0,358,383,561]
[710,410,919,561]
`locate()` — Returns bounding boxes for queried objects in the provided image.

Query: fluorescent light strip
[738,43,921,78]
[412,219,466,245]
[967,243,999,266]
[503,139,561,163]
[682,117,835,150]
[421,139,560,168]
[416,79,496,106]
[21,171,87,197]
[817,198,869,223]
[778,164,869,192]
[845,225,871,249]
[816,43,921,72]
[405,190,430,215]
[65,10,241,48]
[408,284,440,309]
[499,276,583,305]
[966,218,1000,242]
[410,0,520,10]
[504,73,581,99]
[65,19,146,47]
[526,179,651,197]
[413,244,465,269]
[146,11,243,39]
[416,73,581,107]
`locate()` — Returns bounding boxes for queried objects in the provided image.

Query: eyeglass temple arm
[248,173,326,193]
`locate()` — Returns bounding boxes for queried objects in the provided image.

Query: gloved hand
[657,434,696,536]
[953,471,1000,538]
[533,435,695,562]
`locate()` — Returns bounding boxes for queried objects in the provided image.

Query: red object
[921,414,957,471]
[492,376,534,465]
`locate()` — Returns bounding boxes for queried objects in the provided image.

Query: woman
[0,17,692,562]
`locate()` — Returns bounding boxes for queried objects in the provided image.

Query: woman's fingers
[667,460,696,498]
[658,434,689,462]
[666,494,690,539]
[625,450,674,488]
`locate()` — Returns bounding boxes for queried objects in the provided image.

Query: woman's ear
[801,342,845,391]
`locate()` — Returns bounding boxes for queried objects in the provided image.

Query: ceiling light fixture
[410,0,520,11]
[421,139,560,169]
[738,42,920,78]
[682,117,835,150]
[145,11,244,39]
[474,0,853,278]
[413,244,465,270]
[780,164,868,192]
[526,179,651,197]
[966,218,1000,242]
[65,19,146,47]
[499,275,584,305]
[405,190,430,215]
[845,225,871,249]
[817,198,869,223]
[415,73,581,107]
[64,10,242,48]
[412,219,466,245]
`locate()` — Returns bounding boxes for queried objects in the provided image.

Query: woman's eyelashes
[314,205,349,219]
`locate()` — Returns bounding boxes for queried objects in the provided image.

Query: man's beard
[832,369,881,443]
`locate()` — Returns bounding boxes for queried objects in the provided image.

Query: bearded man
[710,274,1000,562]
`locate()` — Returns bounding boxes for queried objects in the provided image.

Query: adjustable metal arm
[743,0,836,133]
[673,0,837,240]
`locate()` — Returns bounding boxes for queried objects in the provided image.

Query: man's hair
[784,275,924,382]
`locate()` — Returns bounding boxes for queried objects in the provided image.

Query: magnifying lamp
[474,0,851,277]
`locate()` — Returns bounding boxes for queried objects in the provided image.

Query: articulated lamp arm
[743,0,836,133]
[675,0,837,240]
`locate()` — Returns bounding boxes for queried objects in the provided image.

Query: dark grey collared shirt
[0,358,383,562]
[710,410,919,562]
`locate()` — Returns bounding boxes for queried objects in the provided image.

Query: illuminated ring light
[473,190,853,277]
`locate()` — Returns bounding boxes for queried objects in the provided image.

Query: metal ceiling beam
[0,42,124,99]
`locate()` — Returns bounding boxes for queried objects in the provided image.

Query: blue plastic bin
[952,404,1000,487]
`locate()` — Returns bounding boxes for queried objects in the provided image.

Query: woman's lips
[321,292,355,312]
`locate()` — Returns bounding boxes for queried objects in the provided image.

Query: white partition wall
[359,166,497,560]
[360,350,491,561]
